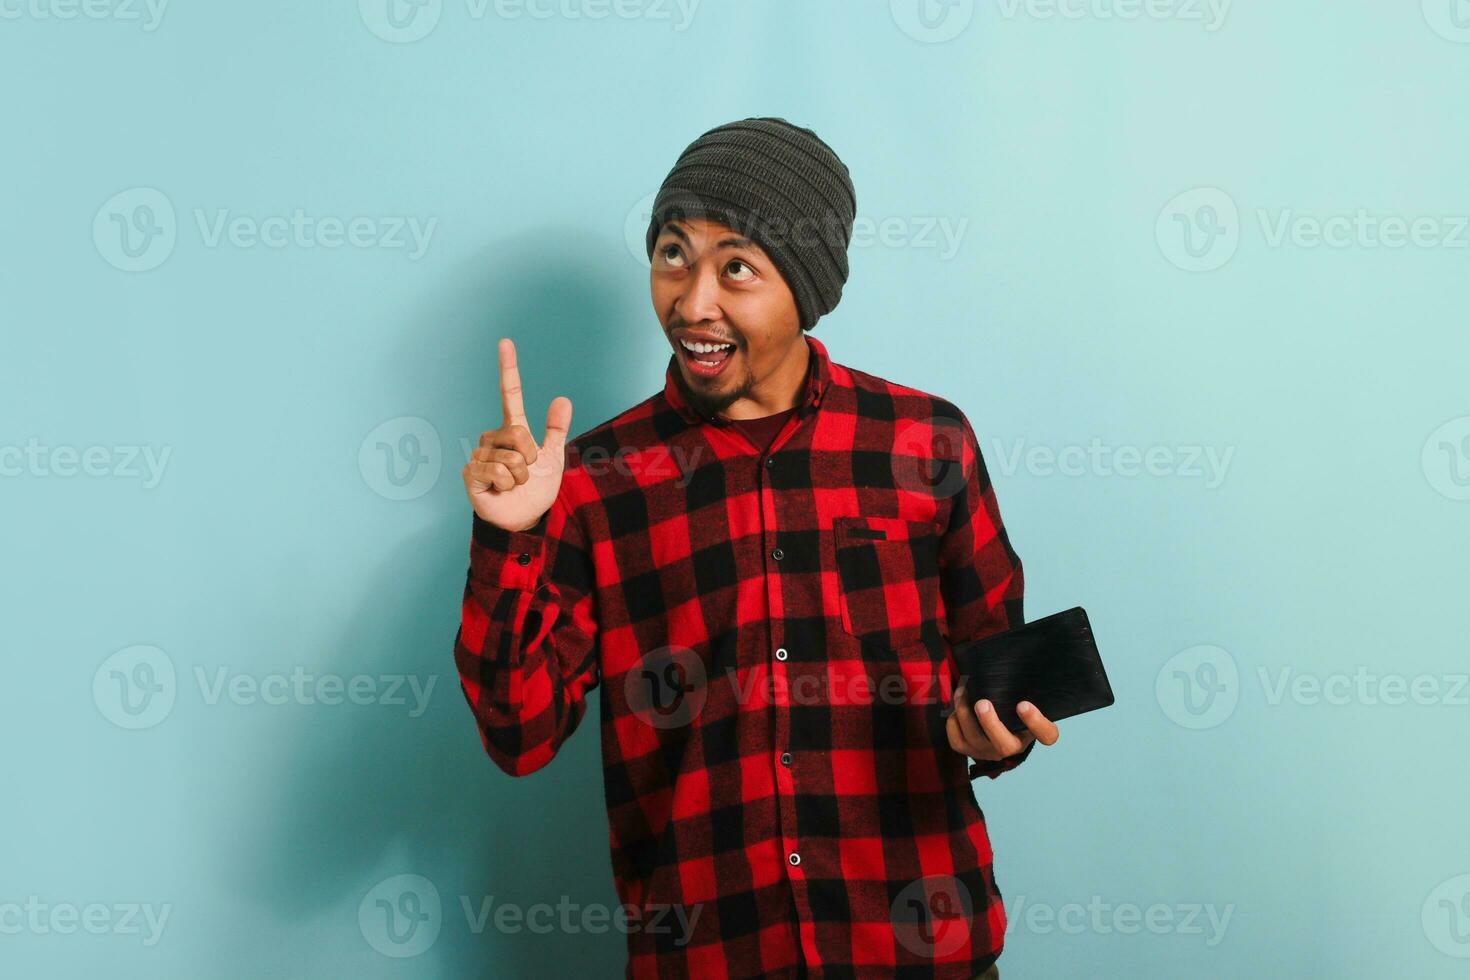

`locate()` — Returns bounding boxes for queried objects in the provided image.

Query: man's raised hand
[462,337,573,532]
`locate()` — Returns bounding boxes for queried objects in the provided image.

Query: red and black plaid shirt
[454,334,1030,978]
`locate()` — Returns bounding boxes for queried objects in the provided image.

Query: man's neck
[718,336,811,421]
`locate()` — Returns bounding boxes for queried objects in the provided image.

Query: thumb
[541,396,572,456]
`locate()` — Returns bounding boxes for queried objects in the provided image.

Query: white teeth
[680,339,734,354]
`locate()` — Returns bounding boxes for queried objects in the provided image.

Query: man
[454,117,1059,979]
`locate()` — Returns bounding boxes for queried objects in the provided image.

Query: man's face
[651,216,804,419]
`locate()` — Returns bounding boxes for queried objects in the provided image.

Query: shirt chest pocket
[831,515,947,655]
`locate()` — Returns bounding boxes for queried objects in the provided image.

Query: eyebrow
[662,223,757,251]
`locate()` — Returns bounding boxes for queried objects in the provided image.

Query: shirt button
[775,647,788,662]
[765,456,775,468]
[771,548,784,561]
[515,553,531,566]
[780,752,792,766]
[788,852,801,867]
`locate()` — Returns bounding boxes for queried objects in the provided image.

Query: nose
[674,259,722,326]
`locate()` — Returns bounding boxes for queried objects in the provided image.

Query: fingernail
[1018,701,1033,713]
[977,699,992,714]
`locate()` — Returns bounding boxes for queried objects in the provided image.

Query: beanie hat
[644,117,857,331]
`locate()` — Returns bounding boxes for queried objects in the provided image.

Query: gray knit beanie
[644,117,857,331]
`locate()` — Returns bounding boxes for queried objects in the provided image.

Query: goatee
[671,354,752,420]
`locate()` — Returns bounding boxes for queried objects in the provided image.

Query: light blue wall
[4,2,1468,976]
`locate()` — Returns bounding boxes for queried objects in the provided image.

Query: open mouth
[676,337,737,379]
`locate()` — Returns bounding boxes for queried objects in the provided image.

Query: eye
[658,243,686,268]
[725,259,754,282]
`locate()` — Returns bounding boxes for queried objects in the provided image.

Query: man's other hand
[945,684,1060,763]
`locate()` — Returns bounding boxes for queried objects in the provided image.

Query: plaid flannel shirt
[454,334,1029,978]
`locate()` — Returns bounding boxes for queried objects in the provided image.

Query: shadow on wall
[224,234,657,979]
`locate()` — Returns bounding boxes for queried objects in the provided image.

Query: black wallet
[947,607,1114,734]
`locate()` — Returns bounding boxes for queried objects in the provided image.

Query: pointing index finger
[499,338,529,429]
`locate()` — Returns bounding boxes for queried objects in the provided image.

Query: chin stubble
[677,356,754,418]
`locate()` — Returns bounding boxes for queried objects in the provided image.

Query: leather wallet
[948,606,1114,734]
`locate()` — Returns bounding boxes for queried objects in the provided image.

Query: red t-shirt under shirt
[725,405,798,455]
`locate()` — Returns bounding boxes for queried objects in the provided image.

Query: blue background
[4,1,1468,976]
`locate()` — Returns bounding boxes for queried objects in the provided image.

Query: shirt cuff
[469,511,549,591]
[967,738,1035,780]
